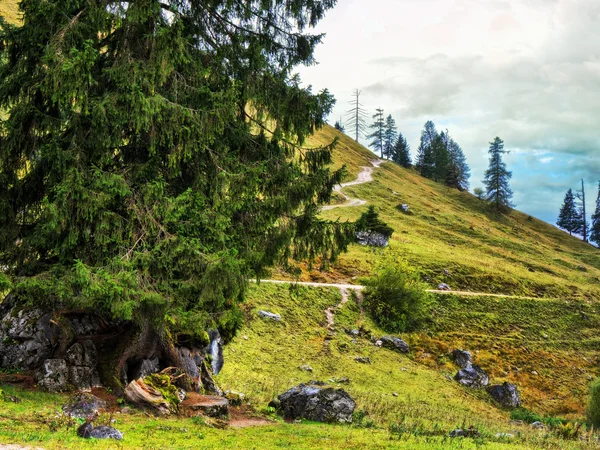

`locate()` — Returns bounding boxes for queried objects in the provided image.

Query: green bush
[355,206,394,239]
[586,378,600,427]
[362,256,431,332]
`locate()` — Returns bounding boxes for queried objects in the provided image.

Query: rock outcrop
[36,359,69,392]
[77,423,123,440]
[277,384,355,423]
[356,231,389,248]
[451,349,472,369]
[63,393,107,419]
[454,365,489,389]
[258,310,282,321]
[379,336,409,353]
[488,383,520,408]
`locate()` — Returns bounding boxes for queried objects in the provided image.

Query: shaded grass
[410,293,600,417]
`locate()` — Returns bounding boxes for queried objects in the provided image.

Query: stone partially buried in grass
[77,423,123,440]
[488,382,520,408]
[378,335,409,353]
[63,393,107,419]
[454,365,489,389]
[277,384,355,423]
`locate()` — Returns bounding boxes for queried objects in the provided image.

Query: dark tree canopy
[483,137,514,211]
[444,133,470,191]
[390,133,411,168]
[382,114,397,160]
[367,108,385,158]
[415,121,437,178]
[0,0,350,350]
[557,189,581,236]
[355,206,394,239]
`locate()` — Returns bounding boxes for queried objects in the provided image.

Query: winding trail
[259,158,545,327]
[257,279,546,301]
[322,159,385,210]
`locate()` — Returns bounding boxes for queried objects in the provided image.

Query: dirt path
[322,159,384,210]
[325,288,351,330]
[257,279,545,301]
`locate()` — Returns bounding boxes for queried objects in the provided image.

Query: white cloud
[297,0,600,224]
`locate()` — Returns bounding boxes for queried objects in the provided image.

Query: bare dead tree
[345,89,368,142]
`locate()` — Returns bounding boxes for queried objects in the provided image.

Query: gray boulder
[0,297,54,370]
[65,340,101,390]
[63,393,107,418]
[77,423,123,440]
[437,283,451,291]
[356,231,389,248]
[130,357,160,381]
[488,383,520,408]
[258,310,281,321]
[37,359,69,392]
[454,365,489,389]
[451,349,472,369]
[379,336,409,353]
[354,357,371,364]
[277,384,355,423]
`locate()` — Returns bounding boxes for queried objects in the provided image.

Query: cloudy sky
[297,0,600,226]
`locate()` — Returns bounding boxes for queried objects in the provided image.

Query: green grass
[3,284,600,449]
[304,125,600,303]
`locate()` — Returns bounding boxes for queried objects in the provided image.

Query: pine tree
[391,133,411,168]
[382,115,397,160]
[367,108,385,158]
[0,0,349,382]
[445,137,470,191]
[590,183,600,246]
[483,137,514,211]
[557,189,580,236]
[432,132,449,182]
[416,121,437,178]
[334,120,345,132]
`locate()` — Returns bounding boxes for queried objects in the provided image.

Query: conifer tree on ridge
[483,137,514,211]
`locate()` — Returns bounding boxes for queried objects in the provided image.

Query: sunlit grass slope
[0,0,19,24]
[300,125,600,301]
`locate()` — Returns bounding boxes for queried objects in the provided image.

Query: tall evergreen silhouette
[483,137,514,211]
[416,121,438,178]
[367,108,386,158]
[557,189,581,236]
[391,133,411,168]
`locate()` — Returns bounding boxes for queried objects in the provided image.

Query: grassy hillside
[0,0,19,24]
[296,125,600,303]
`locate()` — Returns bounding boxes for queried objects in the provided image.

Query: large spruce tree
[415,121,437,178]
[557,189,581,236]
[382,114,397,160]
[445,135,470,191]
[590,183,600,246]
[483,137,514,211]
[367,108,385,158]
[0,0,349,379]
[391,133,411,168]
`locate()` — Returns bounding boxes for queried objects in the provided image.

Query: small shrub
[362,256,431,332]
[554,422,582,440]
[510,407,566,427]
[355,206,394,239]
[586,378,600,427]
